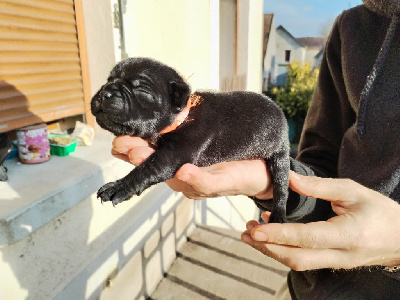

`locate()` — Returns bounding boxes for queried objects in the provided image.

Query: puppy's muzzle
[92,88,119,115]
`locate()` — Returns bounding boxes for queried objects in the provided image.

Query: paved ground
[150,225,289,300]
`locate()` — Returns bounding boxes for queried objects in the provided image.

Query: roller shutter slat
[0,32,78,44]
[0,2,75,25]
[0,0,85,133]
[0,19,77,35]
[0,74,82,86]
[3,0,74,14]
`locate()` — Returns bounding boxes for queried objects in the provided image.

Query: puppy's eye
[132,80,140,87]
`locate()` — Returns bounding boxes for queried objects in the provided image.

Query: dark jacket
[255,2,400,299]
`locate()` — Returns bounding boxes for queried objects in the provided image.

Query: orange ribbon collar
[159,93,202,135]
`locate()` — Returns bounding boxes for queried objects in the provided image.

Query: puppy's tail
[265,147,290,223]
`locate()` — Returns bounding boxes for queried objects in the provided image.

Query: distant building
[262,16,326,91]
[314,47,325,69]
[274,25,306,86]
[297,36,326,69]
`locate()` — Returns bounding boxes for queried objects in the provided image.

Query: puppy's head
[91,57,191,141]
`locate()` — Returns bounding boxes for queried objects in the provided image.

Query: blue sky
[264,0,363,37]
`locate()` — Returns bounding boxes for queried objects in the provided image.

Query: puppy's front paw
[97,181,133,206]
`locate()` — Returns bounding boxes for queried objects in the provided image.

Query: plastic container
[6,145,18,160]
[48,135,77,156]
[16,123,51,164]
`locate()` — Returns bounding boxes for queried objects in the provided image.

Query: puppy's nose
[100,90,113,100]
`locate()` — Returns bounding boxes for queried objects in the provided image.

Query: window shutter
[0,0,88,133]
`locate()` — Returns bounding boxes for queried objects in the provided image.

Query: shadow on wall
[0,80,97,299]
[1,82,256,299]
[85,187,196,300]
[0,81,45,181]
[2,146,196,299]
[1,151,98,299]
[2,138,195,299]
[0,81,44,133]
[199,196,256,230]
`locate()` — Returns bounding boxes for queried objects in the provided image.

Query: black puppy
[91,57,290,223]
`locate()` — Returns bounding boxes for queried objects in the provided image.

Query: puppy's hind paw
[97,181,133,206]
[268,211,287,224]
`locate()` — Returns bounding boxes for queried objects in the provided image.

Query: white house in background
[314,47,325,68]
[274,25,305,86]
[263,18,326,91]
[297,37,326,68]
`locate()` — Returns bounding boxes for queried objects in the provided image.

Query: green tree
[270,60,319,118]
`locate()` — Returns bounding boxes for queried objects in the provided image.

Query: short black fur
[91,57,290,223]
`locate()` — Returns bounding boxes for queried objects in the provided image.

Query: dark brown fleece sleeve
[253,158,332,222]
[254,14,356,223]
[297,13,355,177]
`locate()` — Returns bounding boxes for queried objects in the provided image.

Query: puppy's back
[180,90,288,165]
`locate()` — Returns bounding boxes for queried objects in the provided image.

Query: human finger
[164,163,234,199]
[111,136,156,165]
[169,163,235,199]
[165,177,197,194]
[242,236,359,271]
[111,148,132,163]
[112,135,150,154]
[289,171,362,205]
[241,230,254,245]
[174,163,235,197]
[175,160,271,198]
[250,219,358,250]
[246,220,260,231]
[127,146,155,166]
[260,211,271,224]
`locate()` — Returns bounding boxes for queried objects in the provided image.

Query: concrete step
[150,225,289,300]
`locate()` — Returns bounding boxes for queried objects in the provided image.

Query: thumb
[175,163,232,195]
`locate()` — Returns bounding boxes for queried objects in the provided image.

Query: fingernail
[252,230,268,241]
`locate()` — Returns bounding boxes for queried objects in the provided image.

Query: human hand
[111,135,273,200]
[241,172,400,271]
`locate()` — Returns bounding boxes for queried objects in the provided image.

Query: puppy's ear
[169,81,191,111]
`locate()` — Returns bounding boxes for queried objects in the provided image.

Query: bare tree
[319,18,334,37]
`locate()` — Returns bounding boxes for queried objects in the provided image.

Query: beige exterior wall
[234,0,264,93]
[219,0,237,88]
[236,0,250,77]
[0,0,264,298]
[92,0,264,296]
[1,171,195,299]
[122,0,213,91]
[82,0,116,95]
[120,0,263,93]
[246,0,264,92]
